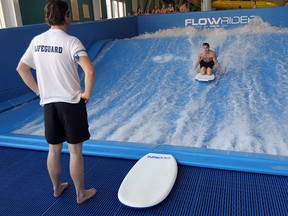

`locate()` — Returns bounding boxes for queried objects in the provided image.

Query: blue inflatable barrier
[87,39,112,61]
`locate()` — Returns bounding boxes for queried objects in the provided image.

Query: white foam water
[13,18,288,156]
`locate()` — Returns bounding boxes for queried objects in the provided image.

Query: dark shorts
[200,60,214,69]
[44,99,90,144]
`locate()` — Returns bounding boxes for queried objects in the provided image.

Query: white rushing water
[12,18,288,156]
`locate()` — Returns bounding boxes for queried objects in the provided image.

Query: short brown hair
[202,42,210,48]
[45,0,69,26]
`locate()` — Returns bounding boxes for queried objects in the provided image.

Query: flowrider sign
[185,15,256,28]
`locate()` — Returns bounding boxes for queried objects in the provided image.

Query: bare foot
[77,188,97,204]
[54,182,69,197]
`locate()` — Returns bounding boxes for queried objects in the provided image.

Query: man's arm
[16,61,39,96]
[193,52,201,71]
[212,53,223,73]
[78,56,96,103]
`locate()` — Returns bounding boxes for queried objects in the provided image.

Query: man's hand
[81,92,90,104]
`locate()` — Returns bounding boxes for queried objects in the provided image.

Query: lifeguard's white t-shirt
[21,28,87,106]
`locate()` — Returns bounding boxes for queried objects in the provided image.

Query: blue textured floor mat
[0,147,287,216]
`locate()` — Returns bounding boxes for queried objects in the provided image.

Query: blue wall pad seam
[0,92,38,113]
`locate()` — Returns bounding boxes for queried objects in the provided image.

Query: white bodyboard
[118,153,178,208]
[195,73,215,82]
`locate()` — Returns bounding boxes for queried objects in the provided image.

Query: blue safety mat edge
[0,133,287,176]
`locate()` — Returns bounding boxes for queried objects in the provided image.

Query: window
[106,0,126,19]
